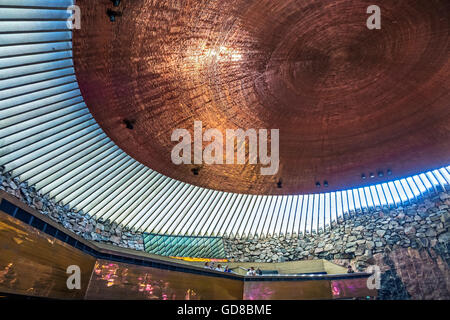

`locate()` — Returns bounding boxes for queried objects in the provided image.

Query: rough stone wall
[371,247,449,299]
[224,191,450,299]
[0,168,144,251]
[224,192,450,264]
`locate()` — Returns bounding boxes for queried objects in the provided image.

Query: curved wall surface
[0,192,375,300]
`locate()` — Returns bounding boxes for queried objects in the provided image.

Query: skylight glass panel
[220,193,242,236]
[362,187,373,208]
[357,188,367,208]
[433,170,448,189]
[387,182,401,204]
[154,185,199,234]
[137,179,182,231]
[225,194,250,236]
[237,196,258,237]
[369,186,379,207]
[299,195,308,235]
[412,175,427,194]
[204,192,231,236]
[394,180,408,202]
[325,192,334,226]
[273,196,287,235]
[406,177,421,196]
[288,195,298,235]
[355,189,364,211]
[318,193,325,231]
[375,184,386,206]
[280,195,293,236]
[306,194,318,233]
[419,173,433,191]
[399,179,414,200]
[264,196,281,235]
[341,190,348,215]
[195,192,224,236]
[379,183,392,205]
[246,196,264,237]
[181,189,216,235]
[123,177,174,228]
[67,158,137,209]
[83,164,145,216]
[106,171,163,223]
[256,195,273,237]
[211,193,240,236]
[439,168,450,185]
[335,191,344,219]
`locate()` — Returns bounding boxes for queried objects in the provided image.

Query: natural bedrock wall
[224,191,450,299]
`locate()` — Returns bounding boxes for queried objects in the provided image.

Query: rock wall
[371,247,449,299]
[0,168,144,251]
[224,192,450,264]
[224,191,450,299]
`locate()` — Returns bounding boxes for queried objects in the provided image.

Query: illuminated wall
[143,233,226,258]
[0,201,96,299]
[85,260,242,300]
[243,276,376,300]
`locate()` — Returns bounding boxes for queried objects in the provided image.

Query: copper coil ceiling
[73,0,450,195]
[1,0,450,237]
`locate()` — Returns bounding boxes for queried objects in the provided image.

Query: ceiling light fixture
[107,9,122,22]
[123,119,134,130]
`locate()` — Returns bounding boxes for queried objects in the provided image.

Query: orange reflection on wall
[85,259,242,300]
[243,280,332,300]
[93,263,126,287]
[0,263,18,288]
[331,278,377,299]
[90,261,179,300]
[0,210,96,299]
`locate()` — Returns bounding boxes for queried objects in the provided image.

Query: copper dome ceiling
[0,0,449,237]
[73,0,450,195]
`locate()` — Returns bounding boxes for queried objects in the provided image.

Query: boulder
[404,226,416,237]
[438,232,450,243]
[376,230,386,237]
[366,241,375,250]
[425,229,437,237]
